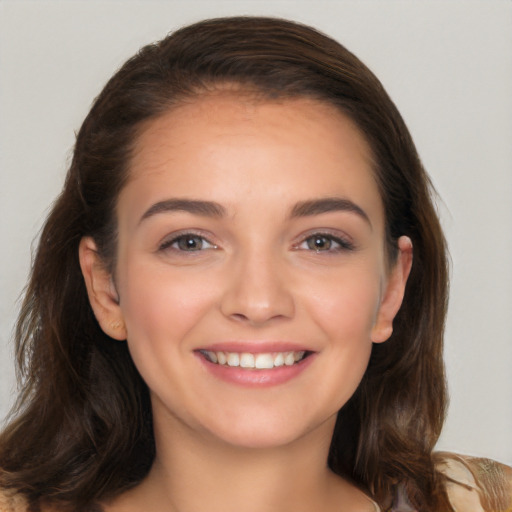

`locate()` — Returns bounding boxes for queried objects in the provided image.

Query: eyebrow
[140,199,226,223]
[290,197,371,227]
[139,196,371,228]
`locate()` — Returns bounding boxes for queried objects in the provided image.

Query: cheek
[304,274,380,410]
[115,261,220,407]
[117,259,218,345]
[306,269,382,340]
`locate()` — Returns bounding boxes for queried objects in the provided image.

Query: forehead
[129,93,375,175]
[132,89,372,147]
[122,93,383,227]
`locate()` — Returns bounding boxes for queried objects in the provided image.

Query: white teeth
[273,353,284,367]
[227,353,240,367]
[284,352,295,366]
[255,353,274,369]
[205,350,217,363]
[203,350,307,369]
[240,353,254,368]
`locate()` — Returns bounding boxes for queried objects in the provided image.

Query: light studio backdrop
[1,1,511,464]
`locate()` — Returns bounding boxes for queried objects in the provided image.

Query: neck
[104,402,376,512]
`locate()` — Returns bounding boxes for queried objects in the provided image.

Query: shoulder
[435,452,512,512]
[0,488,28,512]
[0,489,64,512]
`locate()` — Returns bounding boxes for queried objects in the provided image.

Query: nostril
[231,313,249,322]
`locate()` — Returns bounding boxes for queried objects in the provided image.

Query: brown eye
[298,233,355,253]
[176,235,205,251]
[159,233,217,252]
[306,235,333,251]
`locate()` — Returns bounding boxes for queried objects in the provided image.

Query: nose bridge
[220,242,295,324]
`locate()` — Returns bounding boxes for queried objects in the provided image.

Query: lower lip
[196,352,316,387]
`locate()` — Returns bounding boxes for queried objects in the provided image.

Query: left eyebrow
[290,197,372,229]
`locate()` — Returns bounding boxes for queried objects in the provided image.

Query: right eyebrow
[139,198,226,224]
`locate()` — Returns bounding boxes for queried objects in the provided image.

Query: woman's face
[83,94,411,449]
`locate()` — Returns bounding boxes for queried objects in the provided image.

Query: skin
[80,94,412,512]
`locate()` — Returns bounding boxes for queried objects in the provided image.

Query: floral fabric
[389,453,512,512]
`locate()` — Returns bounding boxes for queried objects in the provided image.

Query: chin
[217,429,308,450]
[202,410,336,451]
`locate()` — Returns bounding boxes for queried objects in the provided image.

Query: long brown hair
[0,17,450,511]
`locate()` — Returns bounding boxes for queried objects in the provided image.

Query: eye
[160,233,217,252]
[298,233,354,252]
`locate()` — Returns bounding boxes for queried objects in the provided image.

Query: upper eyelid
[295,229,353,243]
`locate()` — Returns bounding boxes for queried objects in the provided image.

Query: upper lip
[196,341,313,353]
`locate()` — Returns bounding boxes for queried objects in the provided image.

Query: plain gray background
[1,0,511,464]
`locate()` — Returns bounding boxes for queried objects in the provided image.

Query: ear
[371,236,413,343]
[79,236,127,340]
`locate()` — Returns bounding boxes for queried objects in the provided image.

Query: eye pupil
[308,236,331,251]
[178,235,202,251]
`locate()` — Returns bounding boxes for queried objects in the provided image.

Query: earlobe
[371,236,413,343]
[79,237,127,340]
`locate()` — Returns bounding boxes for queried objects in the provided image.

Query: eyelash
[158,232,217,253]
[158,231,355,254]
[296,232,355,253]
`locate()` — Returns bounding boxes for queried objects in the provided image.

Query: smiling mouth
[198,350,310,369]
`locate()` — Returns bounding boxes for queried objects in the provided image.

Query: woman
[0,16,510,512]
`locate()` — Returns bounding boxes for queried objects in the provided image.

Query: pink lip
[198,341,311,353]
[195,350,316,388]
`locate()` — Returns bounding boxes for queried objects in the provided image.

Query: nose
[220,250,295,326]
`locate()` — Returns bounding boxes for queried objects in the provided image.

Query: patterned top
[1,453,511,512]
[434,452,512,512]
[389,453,512,512]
